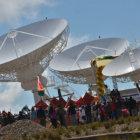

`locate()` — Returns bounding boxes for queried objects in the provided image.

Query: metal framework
[50,67,97,84]
[112,77,118,89]
[115,77,132,83]
[43,75,79,102]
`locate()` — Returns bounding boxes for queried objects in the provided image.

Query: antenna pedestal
[32,89,42,104]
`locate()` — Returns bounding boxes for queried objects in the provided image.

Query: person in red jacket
[98,103,105,122]
[111,98,118,120]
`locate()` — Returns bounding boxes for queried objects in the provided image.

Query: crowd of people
[30,89,139,128]
[0,89,139,129]
[0,109,29,127]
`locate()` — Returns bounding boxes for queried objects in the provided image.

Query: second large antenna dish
[49,38,130,84]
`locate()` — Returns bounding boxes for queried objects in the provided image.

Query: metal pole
[135,81,140,93]
[58,89,67,128]
[58,88,63,107]
[32,89,41,104]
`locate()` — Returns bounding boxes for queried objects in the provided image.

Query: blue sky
[0,0,140,113]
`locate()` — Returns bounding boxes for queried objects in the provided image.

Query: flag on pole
[37,76,45,96]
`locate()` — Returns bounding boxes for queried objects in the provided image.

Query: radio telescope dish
[0,18,69,103]
[0,18,69,82]
[49,38,130,84]
[102,47,140,81]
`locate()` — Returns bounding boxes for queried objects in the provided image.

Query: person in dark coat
[37,105,46,127]
[49,106,57,128]
[68,103,77,125]
[7,112,14,124]
[115,98,122,118]
[56,104,67,127]
[18,111,24,120]
[1,114,7,126]
[85,103,92,123]
[129,97,137,116]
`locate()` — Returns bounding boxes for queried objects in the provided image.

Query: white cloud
[0,82,22,114]
[0,0,57,24]
[1,104,21,115]
[65,34,90,50]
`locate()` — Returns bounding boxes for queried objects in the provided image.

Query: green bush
[42,131,47,138]
[125,116,132,123]
[121,126,129,132]
[104,122,111,129]
[31,133,40,140]
[64,131,71,138]
[68,126,75,132]
[82,126,87,131]
[117,117,125,124]
[128,128,133,132]
[138,126,140,131]
[133,116,140,122]
[108,127,115,133]
[56,126,66,135]
[47,131,61,140]
[110,120,116,127]
[89,122,101,130]
[91,124,96,130]
[85,130,89,136]
[75,126,81,135]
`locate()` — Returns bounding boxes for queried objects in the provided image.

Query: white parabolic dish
[0,18,69,82]
[49,38,130,84]
[102,47,140,81]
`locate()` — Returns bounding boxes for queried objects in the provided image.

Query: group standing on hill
[0,89,139,129]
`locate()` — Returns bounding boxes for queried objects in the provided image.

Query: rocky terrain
[0,120,46,139]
